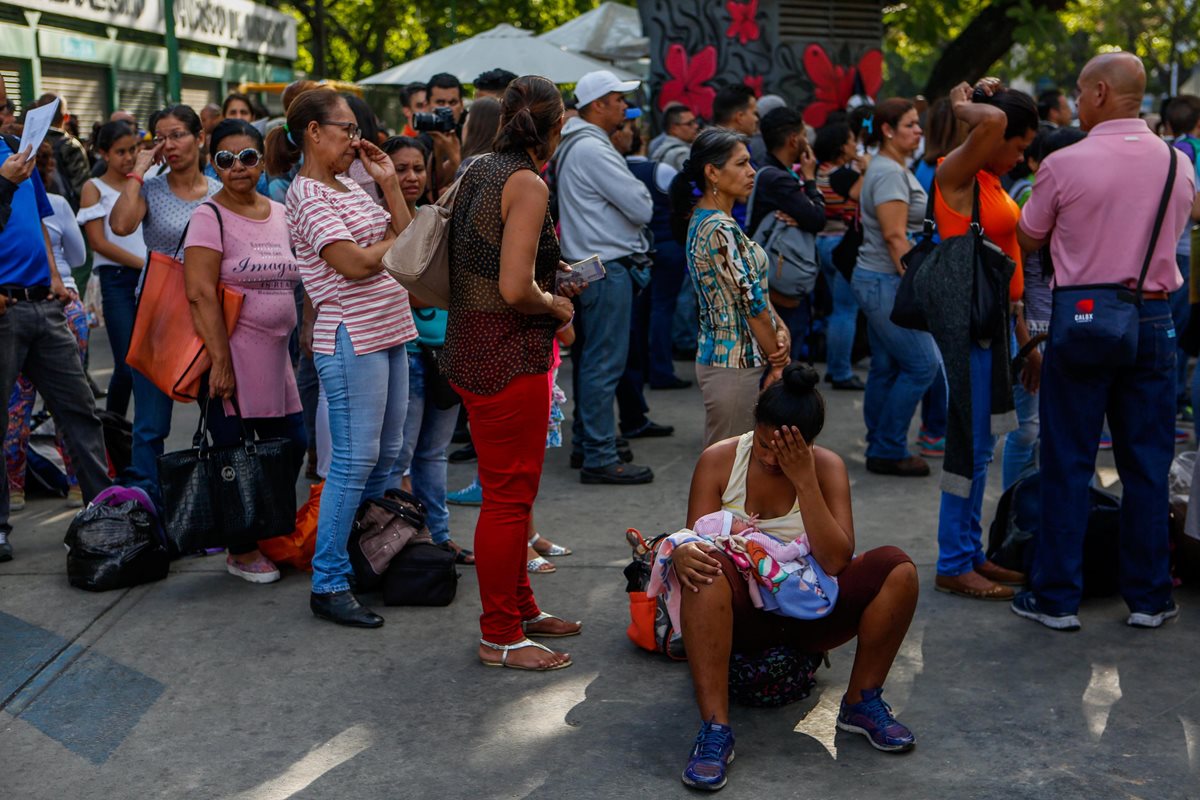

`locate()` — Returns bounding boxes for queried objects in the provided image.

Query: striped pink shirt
[287,176,416,356]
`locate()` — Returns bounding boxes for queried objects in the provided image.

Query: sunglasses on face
[213,148,262,170]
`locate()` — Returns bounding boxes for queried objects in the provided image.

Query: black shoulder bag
[1047,144,1178,369]
[156,395,298,557]
[890,182,937,330]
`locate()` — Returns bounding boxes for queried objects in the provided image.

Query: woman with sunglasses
[183,119,305,584]
[110,105,221,504]
[264,88,415,627]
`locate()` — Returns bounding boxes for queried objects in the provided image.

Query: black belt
[0,285,51,302]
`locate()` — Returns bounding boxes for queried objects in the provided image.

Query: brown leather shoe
[934,573,1015,601]
[866,456,931,477]
[976,560,1026,586]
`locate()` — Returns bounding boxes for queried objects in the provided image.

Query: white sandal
[522,611,583,638]
[479,637,572,671]
[527,556,556,574]
[529,533,572,557]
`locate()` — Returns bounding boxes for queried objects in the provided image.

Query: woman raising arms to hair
[266,88,416,628]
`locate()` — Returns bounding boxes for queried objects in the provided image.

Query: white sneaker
[225,553,281,584]
[1127,604,1179,629]
[0,530,12,562]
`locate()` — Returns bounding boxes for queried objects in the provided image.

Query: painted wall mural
[640,0,883,129]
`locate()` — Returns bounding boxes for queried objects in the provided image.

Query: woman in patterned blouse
[669,128,791,447]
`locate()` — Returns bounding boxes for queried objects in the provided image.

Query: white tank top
[76,177,148,269]
[720,432,807,543]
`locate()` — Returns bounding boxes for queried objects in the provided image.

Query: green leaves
[267,0,634,82]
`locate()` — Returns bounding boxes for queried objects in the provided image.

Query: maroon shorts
[715,545,913,654]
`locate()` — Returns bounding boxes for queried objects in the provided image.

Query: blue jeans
[936,344,997,576]
[312,324,409,595]
[126,370,174,508]
[649,239,688,385]
[1170,254,1190,411]
[851,268,940,460]
[205,400,307,555]
[817,236,859,382]
[1032,301,1176,615]
[572,260,633,468]
[672,278,699,352]
[775,300,811,362]
[617,277,652,434]
[1003,327,1040,490]
[96,265,138,416]
[388,351,457,545]
[921,364,948,439]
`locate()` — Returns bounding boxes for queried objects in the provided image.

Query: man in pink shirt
[1012,52,1196,632]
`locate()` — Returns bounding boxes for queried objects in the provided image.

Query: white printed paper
[17,98,60,162]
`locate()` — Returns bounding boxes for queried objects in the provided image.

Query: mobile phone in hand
[556,255,606,292]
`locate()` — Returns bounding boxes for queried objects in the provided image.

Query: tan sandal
[479,638,572,671]
[935,574,1014,601]
[522,611,583,638]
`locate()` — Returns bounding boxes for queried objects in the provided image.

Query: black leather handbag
[157,396,298,557]
[891,186,937,331]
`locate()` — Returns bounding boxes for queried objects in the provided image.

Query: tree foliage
[884,0,1200,99]
[264,0,634,82]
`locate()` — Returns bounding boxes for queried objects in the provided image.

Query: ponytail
[494,76,564,161]
[667,128,745,244]
[263,87,343,177]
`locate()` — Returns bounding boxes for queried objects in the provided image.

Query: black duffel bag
[157,396,297,557]
[65,494,168,592]
[381,541,458,606]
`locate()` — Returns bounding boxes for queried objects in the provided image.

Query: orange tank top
[933,169,1024,302]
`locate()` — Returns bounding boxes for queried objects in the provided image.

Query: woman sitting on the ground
[676,363,919,791]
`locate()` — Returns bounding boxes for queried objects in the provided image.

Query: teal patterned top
[687,208,775,369]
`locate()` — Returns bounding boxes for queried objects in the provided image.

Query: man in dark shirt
[747,106,826,360]
[0,130,110,562]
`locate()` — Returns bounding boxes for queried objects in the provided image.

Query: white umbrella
[538,2,648,62]
[360,23,638,86]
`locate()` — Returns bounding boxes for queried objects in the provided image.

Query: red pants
[454,372,550,642]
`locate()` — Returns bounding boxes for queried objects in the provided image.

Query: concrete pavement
[2,328,1198,799]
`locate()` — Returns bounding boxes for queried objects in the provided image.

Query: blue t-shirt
[0,137,54,286]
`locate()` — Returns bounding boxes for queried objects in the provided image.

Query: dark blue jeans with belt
[1032,299,1176,615]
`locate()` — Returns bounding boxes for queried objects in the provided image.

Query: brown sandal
[935,574,1015,600]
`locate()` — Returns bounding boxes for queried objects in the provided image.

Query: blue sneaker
[681,719,735,791]
[836,688,915,752]
[1127,601,1180,628]
[1099,432,1113,451]
[447,478,482,507]
[1010,591,1081,631]
[1176,428,1191,445]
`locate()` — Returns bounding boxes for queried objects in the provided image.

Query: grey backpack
[746,166,820,299]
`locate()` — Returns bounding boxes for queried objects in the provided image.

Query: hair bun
[782,363,820,394]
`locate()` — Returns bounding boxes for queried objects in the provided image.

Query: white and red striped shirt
[287,175,416,356]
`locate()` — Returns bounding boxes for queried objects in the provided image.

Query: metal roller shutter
[0,60,24,116]
[40,61,108,131]
[117,71,165,129]
[181,77,220,114]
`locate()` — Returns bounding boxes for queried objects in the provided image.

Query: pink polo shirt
[1019,118,1195,292]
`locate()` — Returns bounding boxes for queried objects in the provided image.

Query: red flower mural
[659,44,718,120]
[801,45,884,128]
[743,75,763,98]
[726,0,760,45]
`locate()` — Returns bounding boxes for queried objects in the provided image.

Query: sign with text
[173,0,297,61]
[5,0,296,61]
[11,0,163,33]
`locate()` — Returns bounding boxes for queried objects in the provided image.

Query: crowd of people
[0,48,1194,793]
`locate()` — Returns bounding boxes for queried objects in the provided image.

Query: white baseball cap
[575,70,640,109]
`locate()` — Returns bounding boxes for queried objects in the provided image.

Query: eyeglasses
[320,120,361,141]
[152,131,194,146]
[678,118,700,128]
[213,148,262,171]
